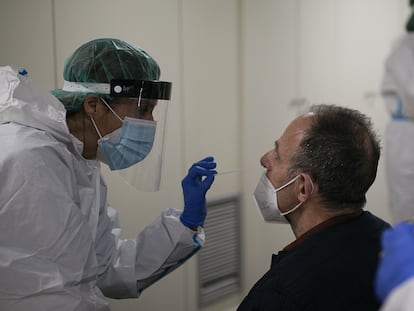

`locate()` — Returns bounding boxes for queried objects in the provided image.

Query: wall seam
[50,0,58,89]
[177,3,190,311]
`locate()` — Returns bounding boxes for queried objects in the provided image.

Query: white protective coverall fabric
[0,66,204,311]
[382,34,414,119]
[385,120,414,223]
[382,34,414,223]
[380,278,414,311]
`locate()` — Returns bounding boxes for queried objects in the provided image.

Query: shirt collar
[283,209,364,251]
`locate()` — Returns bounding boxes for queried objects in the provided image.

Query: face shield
[110,79,172,192]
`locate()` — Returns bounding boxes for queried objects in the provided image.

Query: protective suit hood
[0,65,71,144]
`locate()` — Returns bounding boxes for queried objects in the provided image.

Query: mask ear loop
[100,97,123,122]
[90,117,103,139]
[279,174,314,216]
[307,175,315,195]
[275,175,300,192]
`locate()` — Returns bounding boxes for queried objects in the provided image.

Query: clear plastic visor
[113,79,171,192]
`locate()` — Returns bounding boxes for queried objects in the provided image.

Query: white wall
[0,0,411,310]
[0,0,54,87]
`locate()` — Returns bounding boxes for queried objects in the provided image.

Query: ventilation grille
[198,195,241,306]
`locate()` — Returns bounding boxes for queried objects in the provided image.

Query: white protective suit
[0,66,204,311]
[382,33,414,223]
[380,278,414,311]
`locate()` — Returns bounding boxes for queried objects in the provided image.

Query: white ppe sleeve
[380,278,414,311]
[385,120,414,223]
[95,206,204,299]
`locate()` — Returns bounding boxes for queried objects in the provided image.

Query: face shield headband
[62,79,172,101]
[62,79,172,192]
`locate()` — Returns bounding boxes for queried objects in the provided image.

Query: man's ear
[83,94,100,117]
[298,173,315,202]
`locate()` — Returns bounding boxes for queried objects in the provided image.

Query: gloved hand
[375,222,414,302]
[180,156,217,228]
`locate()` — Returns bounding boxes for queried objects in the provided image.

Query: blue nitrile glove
[180,156,217,228]
[375,222,414,302]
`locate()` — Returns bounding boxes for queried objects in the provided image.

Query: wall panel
[0,0,55,88]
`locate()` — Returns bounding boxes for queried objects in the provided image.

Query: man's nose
[260,150,272,169]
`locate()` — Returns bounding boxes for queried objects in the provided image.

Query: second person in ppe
[381,0,414,223]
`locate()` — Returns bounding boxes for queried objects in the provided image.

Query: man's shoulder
[358,210,392,231]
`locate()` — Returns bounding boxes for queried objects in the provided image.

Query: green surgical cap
[51,38,161,113]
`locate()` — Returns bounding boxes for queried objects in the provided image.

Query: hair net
[51,38,160,113]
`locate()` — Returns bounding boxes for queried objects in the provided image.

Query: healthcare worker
[381,0,414,223]
[0,38,216,311]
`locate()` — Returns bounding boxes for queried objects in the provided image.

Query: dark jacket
[238,211,390,311]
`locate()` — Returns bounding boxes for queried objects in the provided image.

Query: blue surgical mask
[91,99,156,170]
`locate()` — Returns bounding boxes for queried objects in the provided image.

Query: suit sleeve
[95,188,204,298]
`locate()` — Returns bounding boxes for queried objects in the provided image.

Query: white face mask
[253,172,302,224]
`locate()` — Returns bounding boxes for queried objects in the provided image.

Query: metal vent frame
[197,195,241,307]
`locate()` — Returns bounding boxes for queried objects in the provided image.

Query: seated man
[238,104,390,311]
